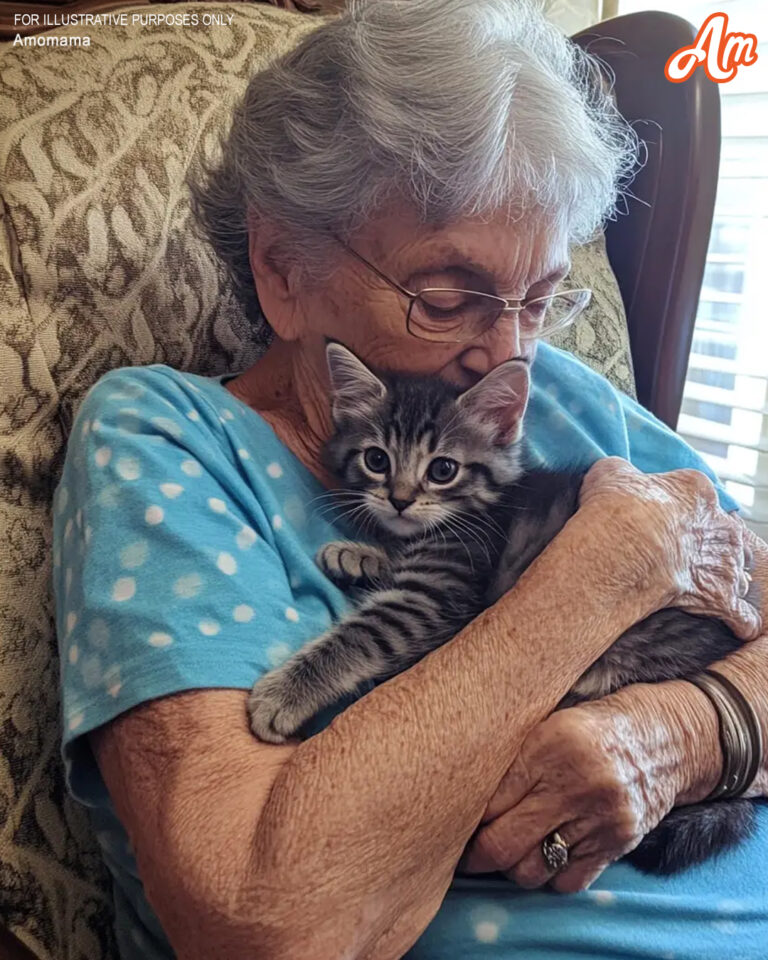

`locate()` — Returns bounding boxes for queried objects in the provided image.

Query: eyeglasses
[334,237,591,344]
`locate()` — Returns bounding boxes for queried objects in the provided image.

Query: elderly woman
[52,1,768,958]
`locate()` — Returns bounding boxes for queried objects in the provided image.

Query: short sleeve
[51,365,331,799]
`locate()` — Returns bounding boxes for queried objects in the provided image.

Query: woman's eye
[364,447,390,474]
[419,291,469,316]
[427,457,459,484]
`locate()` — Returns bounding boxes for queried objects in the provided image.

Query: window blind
[619,0,768,538]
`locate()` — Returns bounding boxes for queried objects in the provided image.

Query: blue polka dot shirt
[52,343,767,960]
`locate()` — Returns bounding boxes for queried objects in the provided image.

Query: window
[619,0,768,538]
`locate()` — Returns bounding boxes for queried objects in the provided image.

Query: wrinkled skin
[461,458,765,892]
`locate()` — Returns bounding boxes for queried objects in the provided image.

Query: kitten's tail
[626,800,755,875]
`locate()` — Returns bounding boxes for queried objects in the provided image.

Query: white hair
[190,0,637,323]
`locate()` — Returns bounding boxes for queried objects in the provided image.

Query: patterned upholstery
[0,4,634,957]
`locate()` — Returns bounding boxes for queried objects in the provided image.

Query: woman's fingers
[580,458,762,639]
[462,797,564,875]
[504,821,585,889]
[549,844,613,894]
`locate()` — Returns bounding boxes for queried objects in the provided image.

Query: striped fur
[247,346,757,875]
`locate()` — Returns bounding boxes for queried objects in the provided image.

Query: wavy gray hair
[189,0,637,324]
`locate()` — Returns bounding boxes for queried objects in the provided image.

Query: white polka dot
[285,606,299,623]
[53,548,61,568]
[104,665,121,697]
[184,379,202,394]
[208,497,227,514]
[590,890,616,905]
[712,920,737,934]
[121,381,145,399]
[98,484,121,508]
[198,619,220,636]
[66,611,77,634]
[272,514,283,530]
[116,410,141,434]
[112,577,136,602]
[474,922,499,944]
[145,505,164,525]
[186,410,201,422]
[160,482,184,499]
[75,508,83,529]
[181,459,202,477]
[68,644,79,665]
[89,619,110,648]
[65,568,73,594]
[220,409,235,421]
[120,540,148,569]
[173,573,202,598]
[80,421,90,439]
[64,519,74,540]
[267,642,292,667]
[151,416,184,439]
[57,486,69,512]
[236,526,257,550]
[266,462,283,479]
[84,525,92,545]
[149,631,174,648]
[91,419,102,433]
[68,712,85,732]
[233,604,254,623]
[81,654,102,688]
[237,448,250,460]
[290,574,302,590]
[116,456,141,481]
[217,552,237,575]
[95,446,112,468]
[716,900,744,914]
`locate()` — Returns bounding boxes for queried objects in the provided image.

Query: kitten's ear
[325,342,386,420]
[457,360,530,445]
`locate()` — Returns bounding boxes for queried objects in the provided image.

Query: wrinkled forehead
[369,205,570,295]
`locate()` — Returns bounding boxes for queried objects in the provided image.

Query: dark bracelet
[688,669,763,801]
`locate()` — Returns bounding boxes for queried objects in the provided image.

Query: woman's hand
[459,680,717,892]
[579,458,761,640]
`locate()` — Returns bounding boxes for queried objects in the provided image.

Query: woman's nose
[456,315,522,378]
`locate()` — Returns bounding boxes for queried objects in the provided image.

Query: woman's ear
[457,359,530,445]
[247,213,305,341]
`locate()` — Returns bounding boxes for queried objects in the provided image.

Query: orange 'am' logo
[665,12,758,83]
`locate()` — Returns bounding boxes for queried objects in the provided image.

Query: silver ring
[541,830,569,873]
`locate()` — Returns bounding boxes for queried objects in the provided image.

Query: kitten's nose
[389,497,414,514]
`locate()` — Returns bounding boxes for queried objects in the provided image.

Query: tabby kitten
[247,343,754,874]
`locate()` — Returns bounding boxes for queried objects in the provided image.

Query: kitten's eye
[364,447,390,474]
[427,457,459,484]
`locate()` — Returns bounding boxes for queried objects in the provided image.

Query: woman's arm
[92,464,756,960]
[682,524,768,799]
[462,526,768,892]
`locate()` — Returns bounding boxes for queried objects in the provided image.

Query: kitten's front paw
[247,669,313,744]
[316,540,388,587]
